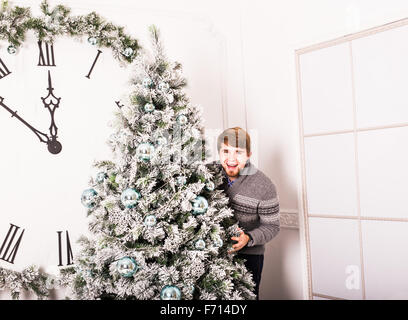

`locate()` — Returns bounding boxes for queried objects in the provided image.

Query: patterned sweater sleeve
[246,182,280,247]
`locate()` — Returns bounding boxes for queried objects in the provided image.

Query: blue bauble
[205,181,215,191]
[176,175,187,186]
[87,37,97,45]
[144,103,155,113]
[121,188,141,208]
[7,45,16,54]
[96,172,107,184]
[195,239,206,250]
[213,236,223,248]
[142,77,153,88]
[176,114,188,125]
[144,214,157,227]
[160,285,181,300]
[191,196,208,215]
[158,81,169,92]
[136,143,155,161]
[81,188,98,208]
[117,257,138,277]
[123,47,133,57]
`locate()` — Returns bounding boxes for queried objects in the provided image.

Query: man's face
[219,143,251,179]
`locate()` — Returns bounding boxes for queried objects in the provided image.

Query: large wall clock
[0,2,139,298]
[0,0,229,299]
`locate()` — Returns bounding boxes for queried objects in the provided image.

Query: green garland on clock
[0,0,144,300]
[0,266,49,299]
[0,0,141,63]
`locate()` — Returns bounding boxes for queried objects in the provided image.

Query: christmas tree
[59,26,256,300]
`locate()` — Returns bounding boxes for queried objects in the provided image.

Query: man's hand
[228,228,250,254]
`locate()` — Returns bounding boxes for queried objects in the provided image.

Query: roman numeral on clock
[0,57,11,79]
[0,223,24,264]
[57,230,74,266]
[38,41,56,67]
[86,50,102,79]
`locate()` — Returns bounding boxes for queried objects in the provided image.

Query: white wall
[4,0,408,300]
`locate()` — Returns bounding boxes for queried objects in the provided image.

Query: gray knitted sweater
[210,160,280,255]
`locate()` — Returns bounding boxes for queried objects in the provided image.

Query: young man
[213,127,280,300]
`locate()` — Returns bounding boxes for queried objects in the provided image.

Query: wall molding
[280,209,299,229]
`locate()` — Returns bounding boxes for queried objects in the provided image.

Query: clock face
[0,33,134,272]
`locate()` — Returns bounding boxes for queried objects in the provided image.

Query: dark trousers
[238,253,264,300]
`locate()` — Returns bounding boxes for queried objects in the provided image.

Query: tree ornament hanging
[176,114,188,125]
[144,103,155,113]
[142,77,153,88]
[205,181,215,191]
[120,188,141,208]
[176,175,187,186]
[213,235,223,248]
[81,188,98,208]
[116,257,139,277]
[158,81,169,92]
[143,214,157,227]
[136,142,155,161]
[7,44,16,54]
[194,239,206,250]
[87,36,97,45]
[160,285,181,300]
[191,196,208,215]
[96,172,107,183]
[123,47,133,57]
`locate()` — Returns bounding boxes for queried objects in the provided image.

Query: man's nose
[228,152,237,162]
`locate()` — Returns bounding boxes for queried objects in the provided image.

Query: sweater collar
[220,160,257,196]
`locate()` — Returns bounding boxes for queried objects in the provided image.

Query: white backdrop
[2,0,408,300]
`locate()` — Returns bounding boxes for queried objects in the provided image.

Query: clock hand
[41,70,61,140]
[0,96,49,143]
[0,96,62,154]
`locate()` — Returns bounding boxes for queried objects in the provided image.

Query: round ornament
[81,188,98,208]
[158,81,169,92]
[213,235,223,248]
[176,175,187,186]
[117,257,138,277]
[176,114,188,125]
[123,47,134,57]
[96,172,107,184]
[144,103,155,113]
[194,239,206,250]
[155,136,167,146]
[87,37,97,45]
[142,77,153,88]
[205,181,215,191]
[136,143,155,161]
[160,285,181,300]
[7,45,16,54]
[143,214,157,227]
[121,188,141,208]
[191,196,208,215]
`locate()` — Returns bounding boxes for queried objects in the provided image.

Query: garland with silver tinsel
[0,0,140,63]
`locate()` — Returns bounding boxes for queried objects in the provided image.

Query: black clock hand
[0,96,62,154]
[0,96,50,144]
[41,70,61,140]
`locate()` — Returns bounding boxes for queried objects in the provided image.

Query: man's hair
[217,127,251,155]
